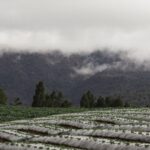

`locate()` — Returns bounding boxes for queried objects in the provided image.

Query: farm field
[0,106,87,122]
[0,108,150,149]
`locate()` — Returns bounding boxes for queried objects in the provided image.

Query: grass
[0,106,88,122]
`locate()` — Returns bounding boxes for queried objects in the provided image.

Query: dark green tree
[105,96,113,107]
[32,81,45,107]
[44,91,71,107]
[0,88,7,105]
[80,91,95,108]
[45,94,52,107]
[112,97,124,107]
[95,96,106,107]
[80,94,86,107]
[50,91,59,107]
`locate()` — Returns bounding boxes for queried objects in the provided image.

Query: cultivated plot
[0,109,150,150]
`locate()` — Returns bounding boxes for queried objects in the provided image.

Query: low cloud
[73,59,147,76]
[0,0,150,64]
[73,63,110,76]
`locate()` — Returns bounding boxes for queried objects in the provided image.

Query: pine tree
[32,81,45,107]
[44,90,71,107]
[50,91,57,107]
[80,90,95,108]
[96,96,106,107]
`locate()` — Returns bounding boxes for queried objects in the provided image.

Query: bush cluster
[32,81,71,107]
[80,90,130,108]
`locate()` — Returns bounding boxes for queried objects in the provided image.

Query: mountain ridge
[0,50,150,106]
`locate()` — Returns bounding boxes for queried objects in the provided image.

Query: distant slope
[0,51,150,106]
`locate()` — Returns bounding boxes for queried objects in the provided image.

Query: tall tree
[37,89,72,108]
[95,96,106,107]
[0,88,7,105]
[113,97,124,107]
[32,81,45,107]
[80,90,95,108]
[50,91,58,107]
[50,91,69,107]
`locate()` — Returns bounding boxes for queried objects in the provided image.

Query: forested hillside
[0,51,150,106]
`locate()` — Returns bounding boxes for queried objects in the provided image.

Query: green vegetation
[32,81,45,107]
[80,91,95,108]
[45,91,71,107]
[32,81,71,107]
[12,97,22,106]
[0,81,131,117]
[80,90,128,108]
[96,96,106,107]
[0,106,88,122]
[0,88,7,105]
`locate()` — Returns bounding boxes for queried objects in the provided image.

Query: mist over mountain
[0,0,150,106]
[0,50,150,106]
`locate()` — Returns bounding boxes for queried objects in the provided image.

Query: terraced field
[1,108,150,150]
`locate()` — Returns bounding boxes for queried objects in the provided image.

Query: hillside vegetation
[0,106,87,122]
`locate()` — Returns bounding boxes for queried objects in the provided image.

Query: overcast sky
[0,0,150,62]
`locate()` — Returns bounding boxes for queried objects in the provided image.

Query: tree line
[0,81,130,108]
[80,90,130,108]
[32,81,71,107]
[32,81,129,108]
